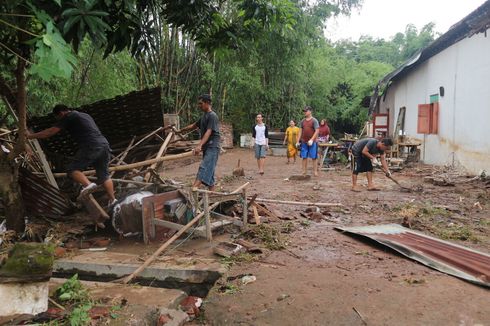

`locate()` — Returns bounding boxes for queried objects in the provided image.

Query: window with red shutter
[417,103,439,134]
[417,104,431,134]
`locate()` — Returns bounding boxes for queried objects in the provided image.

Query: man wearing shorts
[252,113,269,175]
[351,137,393,191]
[297,106,320,176]
[28,104,116,205]
[179,94,221,190]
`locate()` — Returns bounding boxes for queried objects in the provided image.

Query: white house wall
[385,32,490,174]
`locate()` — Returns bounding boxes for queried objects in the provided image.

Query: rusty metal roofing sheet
[19,167,73,217]
[336,224,490,288]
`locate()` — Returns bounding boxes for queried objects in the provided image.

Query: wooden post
[150,202,156,240]
[242,188,248,231]
[203,192,212,241]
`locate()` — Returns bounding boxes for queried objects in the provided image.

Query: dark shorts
[353,155,373,175]
[67,145,111,183]
[197,147,220,187]
[300,142,318,159]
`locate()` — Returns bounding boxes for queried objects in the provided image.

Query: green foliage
[56,274,89,302]
[30,21,77,80]
[1,0,437,138]
[335,23,438,67]
[69,303,92,326]
[0,243,54,278]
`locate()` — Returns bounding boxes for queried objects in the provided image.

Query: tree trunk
[0,56,27,233]
[0,153,24,233]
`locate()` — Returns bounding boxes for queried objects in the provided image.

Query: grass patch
[392,202,480,242]
[435,225,479,242]
[242,224,288,250]
[220,253,258,267]
[218,283,241,295]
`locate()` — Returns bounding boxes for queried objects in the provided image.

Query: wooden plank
[144,131,174,182]
[252,197,343,207]
[29,139,59,189]
[204,192,212,241]
[253,203,279,220]
[242,188,248,231]
[210,211,243,227]
[53,151,194,177]
[252,205,261,225]
[80,194,109,228]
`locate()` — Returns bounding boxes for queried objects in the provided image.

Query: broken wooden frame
[120,182,250,284]
[141,183,250,244]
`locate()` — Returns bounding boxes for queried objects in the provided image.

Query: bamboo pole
[251,197,343,207]
[53,151,193,177]
[144,131,174,181]
[118,182,249,284]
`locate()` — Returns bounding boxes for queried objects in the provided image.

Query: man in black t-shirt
[28,104,116,205]
[179,94,221,190]
[351,137,392,191]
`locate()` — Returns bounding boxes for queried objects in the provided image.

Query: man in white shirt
[252,113,269,175]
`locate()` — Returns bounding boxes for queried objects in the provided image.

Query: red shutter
[431,102,439,134]
[417,104,431,134]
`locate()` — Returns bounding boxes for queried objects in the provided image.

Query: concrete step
[53,252,226,296]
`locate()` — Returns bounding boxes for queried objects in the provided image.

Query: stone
[0,243,54,282]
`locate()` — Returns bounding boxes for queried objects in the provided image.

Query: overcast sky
[325,0,487,41]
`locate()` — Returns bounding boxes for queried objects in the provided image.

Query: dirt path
[162,148,490,325]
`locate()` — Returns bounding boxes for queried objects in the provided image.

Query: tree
[0,0,302,232]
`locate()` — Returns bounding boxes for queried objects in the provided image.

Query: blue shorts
[300,142,318,159]
[254,144,267,159]
[196,147,220,187]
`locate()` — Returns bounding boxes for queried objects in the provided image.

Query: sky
[325,0,487,42]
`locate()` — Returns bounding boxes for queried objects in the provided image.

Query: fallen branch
[353,307,367,325]
[48,297,66,311]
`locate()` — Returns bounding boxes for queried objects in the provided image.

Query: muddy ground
[123,148,490,325]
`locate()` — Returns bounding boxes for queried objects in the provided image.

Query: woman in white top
[252,113,269,175]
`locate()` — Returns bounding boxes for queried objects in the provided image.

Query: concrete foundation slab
[50,278,187,309]
[50,278,189,325]
[0,281,48,320]
[53,252,226,296]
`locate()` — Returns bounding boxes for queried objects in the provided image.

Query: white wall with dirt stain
[379,31,490,174]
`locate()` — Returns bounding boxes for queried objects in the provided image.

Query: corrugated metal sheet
[19,167,73,217]
[336,224,490,288]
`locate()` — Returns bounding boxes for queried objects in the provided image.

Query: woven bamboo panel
[28,88,163,163]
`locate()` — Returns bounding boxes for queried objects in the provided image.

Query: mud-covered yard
[161,148,490,325]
